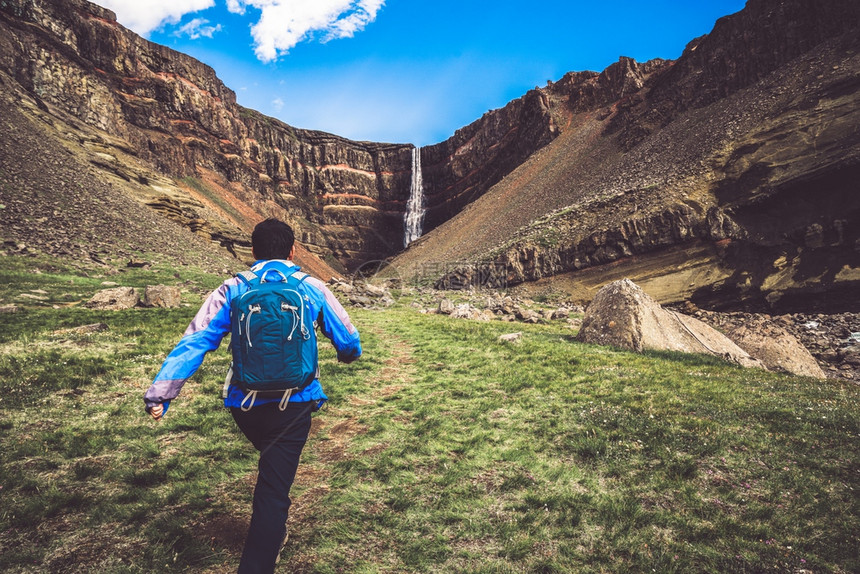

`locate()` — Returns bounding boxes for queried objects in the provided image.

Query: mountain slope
[0,82,237,271]
[0,0,415,268]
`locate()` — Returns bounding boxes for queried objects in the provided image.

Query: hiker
[143,218,362,573]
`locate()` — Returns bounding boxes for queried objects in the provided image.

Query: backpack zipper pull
[246,304,261,347]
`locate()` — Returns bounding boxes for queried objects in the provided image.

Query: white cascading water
[404,146,425,247]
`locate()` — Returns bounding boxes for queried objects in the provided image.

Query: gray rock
[725,321,826,379]
[551,308,570,320]
[450,304,493,321]
[499,332,523,343]
[349,295,373,307]
[86,287,140,310]
[143,285,182,308]
[438,299,455,315]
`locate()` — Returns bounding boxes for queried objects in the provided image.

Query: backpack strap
[236,270,258,287]
[291,271,309,284]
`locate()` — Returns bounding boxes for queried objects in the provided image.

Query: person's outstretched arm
[143,278,239,418]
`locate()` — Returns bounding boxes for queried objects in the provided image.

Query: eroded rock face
[576,279,763,369]
[0,0,414,266]
[393,0,860,313]
[491,29,860,312]
[420,89,559,230]
[612,0,860,149]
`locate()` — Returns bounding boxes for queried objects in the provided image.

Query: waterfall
[404,146,425,247]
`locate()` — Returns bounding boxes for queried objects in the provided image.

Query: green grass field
[0,255,857,573]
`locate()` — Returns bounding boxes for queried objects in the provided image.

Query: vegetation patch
[0,255,857,573]
[179,177,245,226]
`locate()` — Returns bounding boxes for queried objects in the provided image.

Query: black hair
[251,218,295,260]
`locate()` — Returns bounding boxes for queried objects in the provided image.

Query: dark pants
[231,402,314,574]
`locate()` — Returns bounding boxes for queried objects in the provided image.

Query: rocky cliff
[419,89,560,231]
[0,0,571,268]
[392,0,860,313]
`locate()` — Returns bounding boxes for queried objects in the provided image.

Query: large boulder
[576,279,763,369]
[143,285,182,308]
[725,321,827,379]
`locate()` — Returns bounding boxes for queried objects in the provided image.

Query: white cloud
[176,18,223,39]
[272,97,285,111]
[99,0,383,61]
[225,0,245,14]
[98,0,215,36]
[229,0,385,62]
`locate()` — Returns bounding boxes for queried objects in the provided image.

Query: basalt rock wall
[486,24,860,313]
[609,0,860,150]
[416,56,671,236]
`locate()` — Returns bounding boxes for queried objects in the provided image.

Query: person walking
[143,218,362,573]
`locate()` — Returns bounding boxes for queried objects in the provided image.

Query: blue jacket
[144,260,361,413]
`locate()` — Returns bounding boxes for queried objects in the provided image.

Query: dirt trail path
[283,323,417,565]
[196,321,417,572]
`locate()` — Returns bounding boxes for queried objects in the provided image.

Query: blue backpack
[229,261,318,411]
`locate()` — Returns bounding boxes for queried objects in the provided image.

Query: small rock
[551,308,570,320]
[499,332,523,343]
[349,295,373,307]
[515,307,541,323]
[840,348,860,366]
[438,299,455,315]
[362,283,386,297]
[451,303,476,319]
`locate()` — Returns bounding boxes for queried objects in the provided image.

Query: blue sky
[96,0,747,146]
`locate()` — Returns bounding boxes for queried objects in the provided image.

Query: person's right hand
[149,404,164,421]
